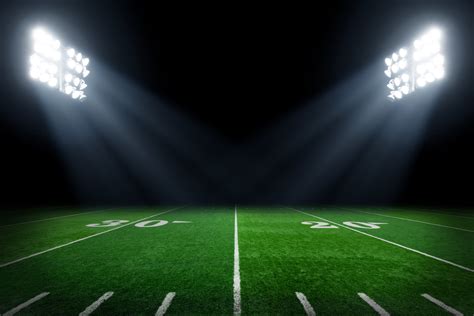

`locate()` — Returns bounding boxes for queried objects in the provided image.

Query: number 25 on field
[302,221,387,229]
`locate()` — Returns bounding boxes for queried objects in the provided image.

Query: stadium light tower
[385,27,445,101]
[29,27,90,102]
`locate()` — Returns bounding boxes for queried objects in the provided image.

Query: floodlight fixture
[29,27,90,102]
[384,27,445,101]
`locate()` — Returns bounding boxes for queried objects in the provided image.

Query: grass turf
[0,206,472,315]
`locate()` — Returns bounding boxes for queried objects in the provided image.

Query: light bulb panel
[384,27,445,101]
[29,27,90,102]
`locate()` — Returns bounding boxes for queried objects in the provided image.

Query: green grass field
[0,206,472,315]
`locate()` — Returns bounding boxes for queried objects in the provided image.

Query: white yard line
[358,293,390,316]
[2,292,49,316]
[288,207,474,273]
[79,291,114,316]
[0,207,183,269]
[421,294,463,316]
[0,209,114,228]
[295,292,316,316]
[352,210,474,233]
[389,208,474,220]
[233,205,241,316]
[155,292,176,316]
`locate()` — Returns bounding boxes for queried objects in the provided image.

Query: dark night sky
[0,1,473,207]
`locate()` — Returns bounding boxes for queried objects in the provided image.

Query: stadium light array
[385,27,445,101]
[29,27,90,102]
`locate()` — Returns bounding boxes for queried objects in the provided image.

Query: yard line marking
[0,208,114,228]
[2,292,49,316]
[79,291,114,316]
[288,207,474,273]
[0,207,184,269]
[358,293,390,316]
[233,205,241,316]
[295,292,316,316]
[352,210,474,233]
[171,221,192,224]
[155,292,176,316]
[421,294,463,316]
[386,208,474,220]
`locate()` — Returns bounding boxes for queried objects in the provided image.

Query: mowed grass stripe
[0,207,234,315]
[350,209,474,233]
[0,207,183,269]
[289,207,474,272]
[383,207,474,220]
[312,207,473,266]
[0,208,113,228]
[373,207,474,231]
[239,207,472,314]
[0,209,172,264]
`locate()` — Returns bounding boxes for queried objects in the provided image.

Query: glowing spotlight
[399,48,407,57]
[79,80,87,90]
[48,77,58,87]
[67,48,75,57]
[71,90,83,99]
[65,85,74,95]
[67,59,76,69]
[29,27,90,102]
[73,77,81,87]
[417,77,427,87]
[384,26,445,101]
[75,63,83,73]
[64,73,73,82]
[29,68,40,79]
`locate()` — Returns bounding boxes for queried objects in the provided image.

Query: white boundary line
[288,207,474,273]
[0,207,184,269]
[358,293,390,316]
[155,292,176,316]
[421,294,463,316]
[386,208,474,220]
[79,291,114,316]
[295,292,316,316]
[233,205,241,316]
[352,210,474,233]
[2,292,49,316]
[0,208,114,228]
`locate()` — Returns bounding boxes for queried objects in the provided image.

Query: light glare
[385,26,445,101]
[29,27,90,102]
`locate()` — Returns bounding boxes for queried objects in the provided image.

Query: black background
[0,0,473,208]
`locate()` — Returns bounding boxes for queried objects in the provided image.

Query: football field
[0,206,472,315]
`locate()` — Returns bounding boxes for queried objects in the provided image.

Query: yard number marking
[302,221,387,229]
[86,220,129,227]
[86,220,192,228]
[135,220,168,227]
[302,221,338,229]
